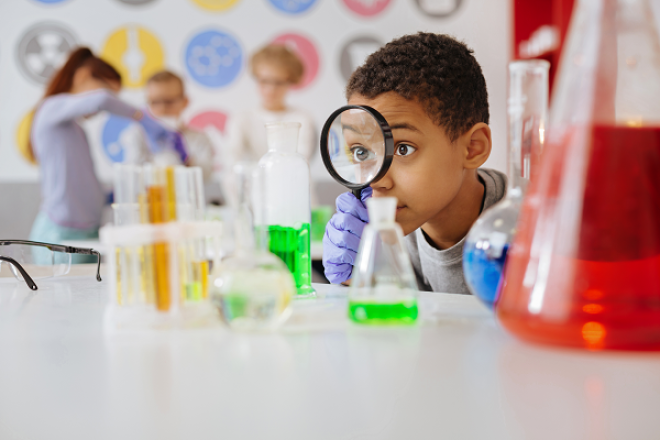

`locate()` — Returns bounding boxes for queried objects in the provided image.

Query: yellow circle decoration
[101,26,165,88]
[16,110,37,165]
[189,0,241,12]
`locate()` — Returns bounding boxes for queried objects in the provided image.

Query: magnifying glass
[320,106,394,198]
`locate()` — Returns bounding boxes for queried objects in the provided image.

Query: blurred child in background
[122,70,216,184]
[225,44,317,204]
[29,47,173,249]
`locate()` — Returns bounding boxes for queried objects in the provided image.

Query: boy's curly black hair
[346,33,489,142]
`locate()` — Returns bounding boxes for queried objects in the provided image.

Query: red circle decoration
[342,0,391,17]
[272,33,319,90]
[188,110,228,133]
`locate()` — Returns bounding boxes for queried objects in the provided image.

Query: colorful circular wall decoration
[189,0,242,11]
[267,0,317,15]
[15,22,77,84]
[414,0,462,17]
[185,29,243,88]
[101,26,165,89]
[101,115,135,163]
[341,0,391,17]
[32,0,70,4]
[115,0,159,5]
[339,35,383,81]
[189,110,228,133]
[272,33,319,89]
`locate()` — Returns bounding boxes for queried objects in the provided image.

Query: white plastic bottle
[253,122,315,297]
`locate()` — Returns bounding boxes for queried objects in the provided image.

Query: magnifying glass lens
[327,108,386,185]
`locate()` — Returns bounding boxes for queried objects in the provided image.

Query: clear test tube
[174,167,195,301]
[175,167,208,301]
[112,165,146,306]
[190,167,209,299]
[144,166,172,311]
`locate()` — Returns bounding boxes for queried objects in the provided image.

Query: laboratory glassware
[144,165,173,311]
[497,0,660,350]
[101,220,223,331]
[349,197,418,325]
[209,165,296,331]
[320,106,394,198]
[463,60,549,309]
[0,240,101,291]
[175,166,209,300]
[253,121,314,297]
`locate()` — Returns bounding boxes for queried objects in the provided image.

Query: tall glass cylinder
[254,122,315,297]
[497,0,660,350]
[462,60,549,309]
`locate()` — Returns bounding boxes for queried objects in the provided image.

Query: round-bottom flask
[209,164,296,331]
[210,249,295,331]
[463,189,522,309]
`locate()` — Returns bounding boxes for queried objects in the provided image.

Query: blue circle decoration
[32,0,69,3]
[185,30,242,88]
[268,0,317,14]
[102,115,134,163]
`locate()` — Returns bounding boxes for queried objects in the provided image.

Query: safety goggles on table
[0,240,101,291]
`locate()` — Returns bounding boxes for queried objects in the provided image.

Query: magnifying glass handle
[352,188,362,199]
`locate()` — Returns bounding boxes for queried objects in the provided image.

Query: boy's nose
[370,168,394,192]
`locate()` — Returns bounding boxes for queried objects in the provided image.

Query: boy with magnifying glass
[323,33,506,294]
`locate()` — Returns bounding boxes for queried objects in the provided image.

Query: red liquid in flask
[498,125,660,350]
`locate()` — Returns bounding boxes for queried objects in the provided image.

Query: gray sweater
[32,90,137,229]
[405,168,507,294]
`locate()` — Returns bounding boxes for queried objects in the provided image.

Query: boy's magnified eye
[349,145,375,163]
[395,143,417,157]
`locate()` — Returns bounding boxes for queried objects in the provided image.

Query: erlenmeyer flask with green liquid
[349,197,418,325]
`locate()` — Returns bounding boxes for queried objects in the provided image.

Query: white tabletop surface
[1,269,659,440]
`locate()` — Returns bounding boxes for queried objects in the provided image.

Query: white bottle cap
[265,122,301,154]
[366,197,397,224]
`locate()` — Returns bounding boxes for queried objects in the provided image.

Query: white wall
[0,0,510,185]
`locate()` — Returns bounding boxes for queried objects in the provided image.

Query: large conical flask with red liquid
[497,0,660,350]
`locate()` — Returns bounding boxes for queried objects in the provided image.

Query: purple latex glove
[138,112,170,154]
[322,186,373,284]
[169,131,189,164]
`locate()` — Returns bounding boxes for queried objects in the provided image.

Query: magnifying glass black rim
[320,105,394,194]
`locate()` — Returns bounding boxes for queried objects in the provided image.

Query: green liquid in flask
[349,300,418,325]
[258,223,314,296]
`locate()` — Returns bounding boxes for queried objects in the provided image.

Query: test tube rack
[100,221,223,332]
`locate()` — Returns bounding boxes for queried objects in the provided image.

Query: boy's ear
[182,96,189,110]
[461,123,491,169]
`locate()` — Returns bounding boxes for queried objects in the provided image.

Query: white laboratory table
[1,269,660,440]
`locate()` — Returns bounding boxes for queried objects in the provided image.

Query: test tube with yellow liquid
[145,166,172,312]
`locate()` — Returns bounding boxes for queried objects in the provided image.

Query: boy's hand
[322,187,372,284]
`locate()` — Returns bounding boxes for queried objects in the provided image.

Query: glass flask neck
[265,121,301,154]
[366,197,397,226]
[550,0,660,128]
[234,165,256,252]
[507,60,549,194]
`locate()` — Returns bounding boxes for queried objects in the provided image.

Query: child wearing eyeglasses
[122,70,216,184]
